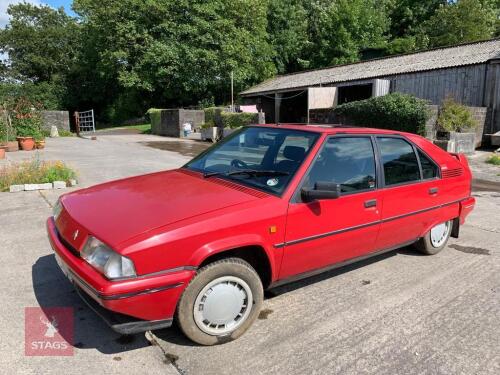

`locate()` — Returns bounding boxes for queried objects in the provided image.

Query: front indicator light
[53,199,63,221]
[81,236,136,280]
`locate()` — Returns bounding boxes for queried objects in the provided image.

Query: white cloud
[0,0,42,28]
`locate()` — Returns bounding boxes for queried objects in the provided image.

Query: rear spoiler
[449,152,470,170]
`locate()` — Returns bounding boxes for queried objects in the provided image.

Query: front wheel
[176,258,263,345]
[414,220,452,255]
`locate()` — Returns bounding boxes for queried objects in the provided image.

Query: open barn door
[372,79,391,97]
[307,87,338,123]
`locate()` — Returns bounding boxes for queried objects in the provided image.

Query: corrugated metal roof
[241,39,500,96]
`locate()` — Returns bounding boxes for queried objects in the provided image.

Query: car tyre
[176,257,263,345]
[414,220,452,255]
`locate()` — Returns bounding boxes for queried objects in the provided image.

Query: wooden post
[274,93,282,124]
[74,111,80,137]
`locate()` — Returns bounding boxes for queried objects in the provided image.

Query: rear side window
[418,150,439,179]
[378,137,420,186]
[304,137,376,194]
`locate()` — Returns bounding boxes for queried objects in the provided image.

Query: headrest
[283,146,305,162]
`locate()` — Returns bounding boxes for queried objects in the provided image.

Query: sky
[0,0,76,28]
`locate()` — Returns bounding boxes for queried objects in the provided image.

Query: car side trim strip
[274,198,464,248]
[135,266,198,280]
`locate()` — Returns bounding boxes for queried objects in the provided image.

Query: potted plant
[435,97,478,154]
[35,132,46,149]
[11,98,42,152]
[0,116,7,154]
[200,123,219,142]
[0,107,18,152]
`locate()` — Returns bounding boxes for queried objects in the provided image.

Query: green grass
[41,129,74,137]
[485,154,500,166]
[0,158,77,192]
[96,123,151,134]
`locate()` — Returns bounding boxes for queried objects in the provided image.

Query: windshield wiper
[203,169,289,178]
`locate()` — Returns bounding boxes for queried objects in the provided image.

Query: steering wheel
[231,159,250,169]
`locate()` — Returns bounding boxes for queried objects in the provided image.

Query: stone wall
[151,109,205,137]
[469,106,490,147]
[41,111,70,132]
[424,105,439,141]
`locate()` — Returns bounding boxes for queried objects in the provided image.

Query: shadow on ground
[153,246,421,347]
[140,140,211,157]
[32,254,151,354]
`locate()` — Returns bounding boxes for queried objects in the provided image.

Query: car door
[374,136,442,250]
[279,135,382,280]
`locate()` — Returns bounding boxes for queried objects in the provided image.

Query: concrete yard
[0,133,499,374]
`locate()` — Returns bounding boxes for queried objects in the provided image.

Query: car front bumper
[46,217,196,333]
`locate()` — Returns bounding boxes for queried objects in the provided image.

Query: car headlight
[81,236,136,280]
[53,199,63,221]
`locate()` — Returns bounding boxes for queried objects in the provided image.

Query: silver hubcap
[193,276,252,336]
[430,221,450,248]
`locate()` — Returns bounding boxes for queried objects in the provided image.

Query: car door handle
[364,199,377,208]
[429,187,439,195]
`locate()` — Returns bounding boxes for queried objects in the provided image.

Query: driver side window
[303,136,377,194]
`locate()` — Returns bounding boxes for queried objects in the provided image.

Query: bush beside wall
[334,93,430,135]
[221,112,258,128]
[203,107,258,129]
[146,108,163,133]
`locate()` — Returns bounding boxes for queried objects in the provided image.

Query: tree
[303,0,390,68]
[0,3,79,82]
[266,0,309,73]
[72,0,276,122]
[423,0,497,47]
[387,0,445,38]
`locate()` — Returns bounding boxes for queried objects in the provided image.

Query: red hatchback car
[47,124,475,345]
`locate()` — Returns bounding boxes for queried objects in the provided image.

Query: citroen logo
[73,230,79,241]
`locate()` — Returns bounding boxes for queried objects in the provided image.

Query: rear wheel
[176,258,263,345]
[414,220,452,255]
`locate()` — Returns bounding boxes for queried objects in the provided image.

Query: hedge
[203,107,223,127]
[203,107,258,129]
[146,108,162,131]
[221,112,258,128]
[334,93,430,135]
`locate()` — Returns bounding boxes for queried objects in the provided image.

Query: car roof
[252,123,412,136]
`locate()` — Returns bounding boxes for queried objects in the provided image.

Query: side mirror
[301,181,341,202]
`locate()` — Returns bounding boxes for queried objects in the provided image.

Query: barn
[240,38,500,136]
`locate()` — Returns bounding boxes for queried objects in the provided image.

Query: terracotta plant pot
[35,140,46,149]
[17,137,35,151]
[5,141,19,152]
[0,147,5,159]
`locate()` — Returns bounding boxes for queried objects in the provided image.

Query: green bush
[437,97,477,133]
[146,108,163,130]
[486,154,500,166]
[221,112,258,128]
[0,82,65,111]
[203,107,223,127]
[334,93,430,135]
[9,98,44,139]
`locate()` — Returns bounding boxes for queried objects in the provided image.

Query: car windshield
[184,126,319,194]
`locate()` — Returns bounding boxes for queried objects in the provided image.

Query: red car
[47,124,475,345]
